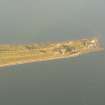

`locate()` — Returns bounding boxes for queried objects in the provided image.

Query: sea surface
[0,0,105,105]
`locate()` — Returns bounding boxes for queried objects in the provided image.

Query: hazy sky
[0,0,105,43]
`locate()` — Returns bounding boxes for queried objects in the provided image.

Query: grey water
[0,0,105,105]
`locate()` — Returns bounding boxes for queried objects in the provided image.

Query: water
[0,0,105,105]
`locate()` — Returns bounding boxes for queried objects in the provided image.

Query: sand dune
[0,37,103,68]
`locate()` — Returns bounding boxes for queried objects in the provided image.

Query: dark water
[0,0,105,105]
